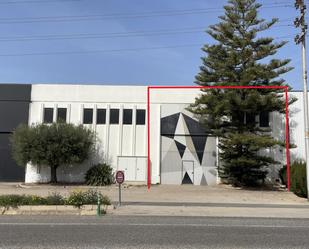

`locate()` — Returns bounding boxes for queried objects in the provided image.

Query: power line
[0,35,296,57]
[0,44,203,57]
[0,0,80,4]
[0,24,295,42]
[0,4,294,24]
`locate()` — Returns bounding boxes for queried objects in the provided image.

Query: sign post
[115,171,124,207]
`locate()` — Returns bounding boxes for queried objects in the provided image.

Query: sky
[0,0,305,89]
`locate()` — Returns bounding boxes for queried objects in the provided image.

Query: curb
[0,205,113,215]
[109,204,309,219]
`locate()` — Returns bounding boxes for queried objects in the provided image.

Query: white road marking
[0,222,307,228]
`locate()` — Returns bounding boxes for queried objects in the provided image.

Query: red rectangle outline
[147,85,290,191]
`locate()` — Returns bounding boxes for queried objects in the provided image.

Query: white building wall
[26,84,149,183]
[25,84,308,185]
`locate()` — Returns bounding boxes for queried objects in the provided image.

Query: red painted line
[146,85,290,191]
[285,88,291,191]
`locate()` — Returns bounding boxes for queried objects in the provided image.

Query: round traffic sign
[116,171,125,184]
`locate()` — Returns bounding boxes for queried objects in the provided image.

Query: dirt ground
[0,182,307,205]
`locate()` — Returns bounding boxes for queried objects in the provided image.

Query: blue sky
[0,0,304,89]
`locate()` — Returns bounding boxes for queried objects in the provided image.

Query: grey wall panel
[0,84,31,181]
[0,101,30,132]
[0,134,25,181]
[0,84,31,101]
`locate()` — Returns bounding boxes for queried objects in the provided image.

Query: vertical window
[110,109,119,124]
[123,109,132,125]
[259,111,270,127]
[83,108,93,124]
[136,109,146,125]
[97,109,106,124]
[43,108,53,124]
[57,108,67,123]
[246,113,256,125]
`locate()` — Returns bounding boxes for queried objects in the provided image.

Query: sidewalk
[0,183,308,218]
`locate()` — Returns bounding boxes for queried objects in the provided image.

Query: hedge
[0,190,111,213]
[279,161,307,198]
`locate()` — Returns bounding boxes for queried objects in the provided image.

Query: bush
[0,191,110,212]
[279,161,307,198]
[85,163,114,186]
[0,195,24,210]
[290,161,307,198]
[66,189,111,209]
[46,192,65,205]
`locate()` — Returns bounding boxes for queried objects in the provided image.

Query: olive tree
[11,123,95,183]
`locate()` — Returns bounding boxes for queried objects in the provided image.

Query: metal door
[182,160,194,184]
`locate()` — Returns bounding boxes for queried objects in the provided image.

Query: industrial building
[0,84,306,185]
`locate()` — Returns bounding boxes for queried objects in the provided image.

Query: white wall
[26,84,148,183]
[25,84,308,185]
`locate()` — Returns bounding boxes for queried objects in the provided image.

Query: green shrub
[0,191,110,212]
[85,163,114,186]
[46,192,65,205]
[66,189,111,209]
[280,161,307,198]
[21,195,48,205]
[0,195,24,209]
[290,161,307,198]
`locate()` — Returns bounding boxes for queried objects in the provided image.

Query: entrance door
[182,160,194,184]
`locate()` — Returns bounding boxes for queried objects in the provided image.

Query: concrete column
[93,104,97,132]
[40,103,44,124]
[67,104,71,123]
[105,105,110,157]
[80,104,84,125]
[132,105,137,156]
[156,104,161,183]
[118,105,124,156]
[53,104,58,123]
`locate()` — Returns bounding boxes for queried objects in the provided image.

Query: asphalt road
[0,215,309,249]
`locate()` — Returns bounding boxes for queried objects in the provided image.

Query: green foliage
[290,161,307,198]
[189,0,294,186]
[65,189,111,209]
[0,195,25,211]
[11,123,95,183]
[45,192,65,205]
[85,163,114,186]
[0,191,111,212]
[279,162,307,198]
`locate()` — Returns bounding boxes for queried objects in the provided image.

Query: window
[259,111,270,127]
[110,109,119,124]
[246,113,256,125]
[97,109,106,124]
[43,108,53,123]
[83,108,93,124]
[136,109,146,125]
[123,109,132,125]
[57,108,67,123]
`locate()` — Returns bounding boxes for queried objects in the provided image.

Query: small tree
[11,123,95,183]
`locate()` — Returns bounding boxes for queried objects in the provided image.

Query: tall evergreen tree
[189,0,294,186]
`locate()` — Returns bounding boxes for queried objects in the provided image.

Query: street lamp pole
[295,0,309,199]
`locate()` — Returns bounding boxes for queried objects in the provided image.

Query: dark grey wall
[0,84,31,181]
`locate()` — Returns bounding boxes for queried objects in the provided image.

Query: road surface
[0,215,308,248]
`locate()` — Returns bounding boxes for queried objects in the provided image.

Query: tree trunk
[50,166,57,183]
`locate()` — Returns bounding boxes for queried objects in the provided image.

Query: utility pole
[295,0,309,199]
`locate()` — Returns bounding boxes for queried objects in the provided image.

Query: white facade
[25,84,307,185]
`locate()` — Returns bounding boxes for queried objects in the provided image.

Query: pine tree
[189,0,294,186]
